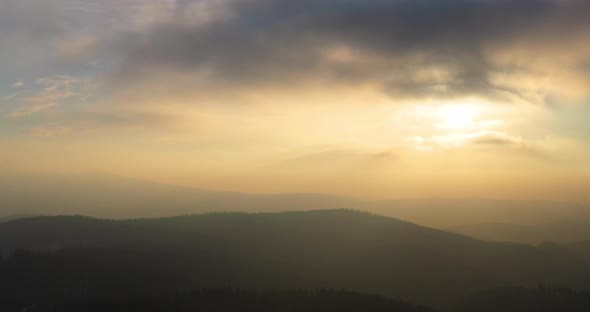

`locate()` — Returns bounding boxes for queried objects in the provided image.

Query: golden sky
[2,0,590,202]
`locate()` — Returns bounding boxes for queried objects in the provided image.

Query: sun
[439,105,474,129]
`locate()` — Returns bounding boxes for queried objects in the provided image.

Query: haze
[5,2,590,311]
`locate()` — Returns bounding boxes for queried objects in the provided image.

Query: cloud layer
[2,0,590,201]
[4,0,590,113]
[101,0,590,106]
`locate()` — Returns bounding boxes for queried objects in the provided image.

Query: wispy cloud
[406,131,528,151]
[8,75,85,118]
[9,102,58,118]
[10,81,24,88]
[27,124,71,138]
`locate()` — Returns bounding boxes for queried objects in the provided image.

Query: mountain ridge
[2,209,590,306]
[2,173,589,234]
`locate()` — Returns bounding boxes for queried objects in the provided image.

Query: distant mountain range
[1,173,589,243]
[450,221,590,244]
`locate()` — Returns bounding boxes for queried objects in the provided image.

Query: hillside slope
[2,210,589,306]
[11,289,435,312]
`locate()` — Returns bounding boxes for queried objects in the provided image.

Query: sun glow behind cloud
[438,104,475,129]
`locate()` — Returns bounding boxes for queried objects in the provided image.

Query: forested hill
[10,289,434,312]
[1,210,590,307]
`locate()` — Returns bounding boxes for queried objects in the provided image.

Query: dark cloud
[463,131,552,159]
[110,0,590,103]
[471,138,516,146]
[465,131,526,148]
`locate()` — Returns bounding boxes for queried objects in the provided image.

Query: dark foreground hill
[450,286,590,312]
[5,286,590,312]
[1,210,590,308]
[8,289,433,312]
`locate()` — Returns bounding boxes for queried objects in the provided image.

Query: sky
[1,0,590,202]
